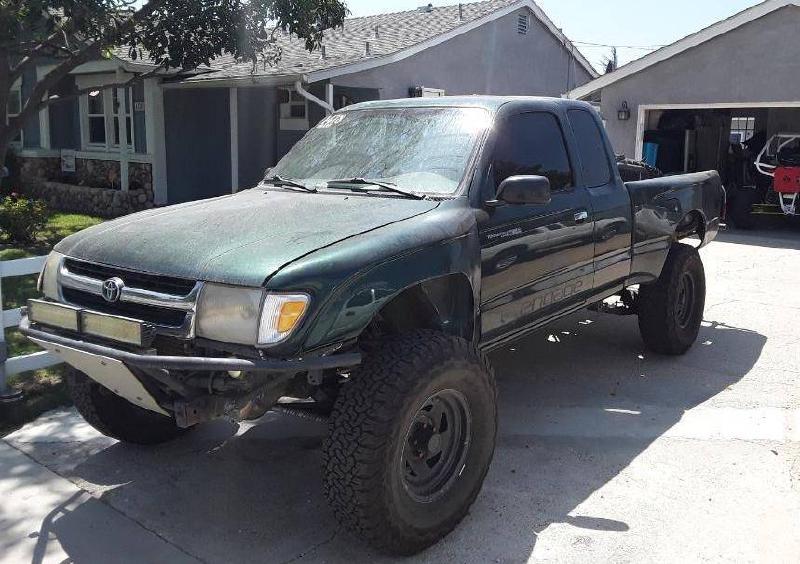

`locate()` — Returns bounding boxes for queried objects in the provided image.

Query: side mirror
[488,175,552,207]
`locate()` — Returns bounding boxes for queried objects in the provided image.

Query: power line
[572,40,666,51]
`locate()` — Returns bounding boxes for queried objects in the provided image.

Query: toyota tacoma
[21,97,724,555]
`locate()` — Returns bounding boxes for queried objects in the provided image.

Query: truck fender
[303,233,481,350]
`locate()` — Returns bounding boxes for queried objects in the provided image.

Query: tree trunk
[0,52,14,179]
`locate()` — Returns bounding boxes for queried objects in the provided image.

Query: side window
[492,112,573,192]
[568,109,612,187]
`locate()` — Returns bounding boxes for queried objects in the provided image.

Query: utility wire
[573,40,667,51]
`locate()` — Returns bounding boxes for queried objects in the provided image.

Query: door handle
[574,211,590,224]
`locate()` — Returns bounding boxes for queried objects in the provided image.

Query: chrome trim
[57,260,201,339]
[58,263,202,311]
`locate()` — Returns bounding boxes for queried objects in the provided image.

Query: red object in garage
[773,167,800,193]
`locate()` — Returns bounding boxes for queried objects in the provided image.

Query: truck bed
[625,170,725,283]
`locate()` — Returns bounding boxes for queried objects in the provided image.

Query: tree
[0,0,348,170]
[602,46,618,75]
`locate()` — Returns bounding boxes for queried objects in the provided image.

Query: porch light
[618,101,631,121]
[89,90,101,97]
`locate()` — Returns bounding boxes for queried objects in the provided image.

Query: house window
[112,88,134,148]
[7,87,23,147]
[731,116,756,143]
[279,88,309,131]
[82,86,136,150]
[87,90,106,145]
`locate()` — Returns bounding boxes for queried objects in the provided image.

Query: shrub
[0,194,50,243]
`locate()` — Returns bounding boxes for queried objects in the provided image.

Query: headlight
[38,251,64,300]
[196,284,309,346]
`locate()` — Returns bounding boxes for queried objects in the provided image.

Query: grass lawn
[0,212,103,435]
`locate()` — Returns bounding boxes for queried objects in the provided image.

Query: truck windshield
[267,107,492,196]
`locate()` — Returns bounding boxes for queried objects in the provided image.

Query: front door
[479,111,595,345]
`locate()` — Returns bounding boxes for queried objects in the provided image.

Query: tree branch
[11,26,76,82]
[11,0,168,140]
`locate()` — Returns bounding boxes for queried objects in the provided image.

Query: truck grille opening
[62,288,189,327]
[64,259,197,296]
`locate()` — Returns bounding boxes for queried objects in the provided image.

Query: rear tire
[66,369,188,445]
[638,243,706,355]
[322,330,497,555]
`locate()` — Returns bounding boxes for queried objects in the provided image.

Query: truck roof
[344,95,593,114]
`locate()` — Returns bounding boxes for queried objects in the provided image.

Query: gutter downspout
[294,79,334,115]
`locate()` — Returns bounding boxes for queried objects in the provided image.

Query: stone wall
[28,181,155,218]
[17,155,155,218]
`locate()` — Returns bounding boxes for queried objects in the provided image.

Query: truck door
[566,109,633,292]
[479,111,595,345]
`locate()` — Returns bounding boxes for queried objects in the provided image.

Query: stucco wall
[599,6,800,158]
[332,9,594,99]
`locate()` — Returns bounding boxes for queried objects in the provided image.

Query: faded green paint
[55,189,439,287]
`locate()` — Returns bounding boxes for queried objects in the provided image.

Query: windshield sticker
[318,114,346,128]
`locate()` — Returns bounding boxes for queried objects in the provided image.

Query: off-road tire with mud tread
[66,368,188,445]
[638,243,706,355]
[322,330,497,556]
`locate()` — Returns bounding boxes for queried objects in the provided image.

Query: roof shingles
[174,0,524,82]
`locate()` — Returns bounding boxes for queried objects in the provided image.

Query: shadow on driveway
[23,311,766,563]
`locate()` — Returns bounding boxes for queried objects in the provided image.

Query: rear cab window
[567,109,613,188]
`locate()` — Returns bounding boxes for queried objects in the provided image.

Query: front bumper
[19,316,362,373]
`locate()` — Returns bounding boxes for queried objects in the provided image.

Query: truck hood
[55,189,439,287]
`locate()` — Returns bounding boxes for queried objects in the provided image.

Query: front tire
[638,243,706,355]
[66,369,188,445]
[322,330,497,555]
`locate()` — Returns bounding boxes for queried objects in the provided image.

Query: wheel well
[675,210,706,246]
[360,274,475,344]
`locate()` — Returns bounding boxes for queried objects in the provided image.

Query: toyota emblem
[101,277,125,303]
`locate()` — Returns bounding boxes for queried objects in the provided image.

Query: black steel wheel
[674,272,696,329]
[401,389,472,502]
[638,243,706,355]
[323,330,497,556]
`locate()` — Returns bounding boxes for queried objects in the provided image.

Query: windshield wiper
[263,175,317,193]
[326,177,425,200]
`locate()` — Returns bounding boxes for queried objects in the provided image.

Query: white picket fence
[0,255,62,399]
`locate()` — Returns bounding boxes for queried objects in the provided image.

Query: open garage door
[635,103,800,227]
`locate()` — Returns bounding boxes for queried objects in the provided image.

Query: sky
[132,0,765,72]
[343,0,764,71]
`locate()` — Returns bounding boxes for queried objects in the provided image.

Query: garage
[568,0,800,228]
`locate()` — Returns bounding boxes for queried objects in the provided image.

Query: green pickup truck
[22,96,724,555]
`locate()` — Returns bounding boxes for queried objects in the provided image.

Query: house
[568,0,800,179]
[13,0,596,214]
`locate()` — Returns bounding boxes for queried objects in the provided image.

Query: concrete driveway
[2,228,799,563]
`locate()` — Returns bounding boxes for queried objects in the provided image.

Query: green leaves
[3,0,348,69]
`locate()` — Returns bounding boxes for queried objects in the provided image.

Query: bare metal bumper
[19,317,361,373]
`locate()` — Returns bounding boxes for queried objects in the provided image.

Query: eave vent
[517,13,529,35]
